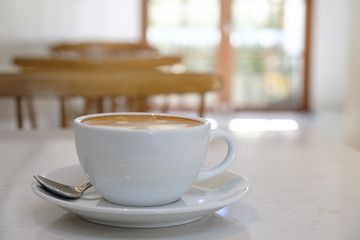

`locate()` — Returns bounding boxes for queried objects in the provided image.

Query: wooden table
[1,126,360,239]
[13,56,181,70]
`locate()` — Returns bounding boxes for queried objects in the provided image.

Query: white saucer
[32,164,251,228]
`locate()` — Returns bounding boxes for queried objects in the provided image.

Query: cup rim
[74,112,210,132]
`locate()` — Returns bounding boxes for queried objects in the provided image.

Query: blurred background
[0,0,359,149]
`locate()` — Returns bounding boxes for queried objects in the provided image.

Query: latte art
[81,115,203,130]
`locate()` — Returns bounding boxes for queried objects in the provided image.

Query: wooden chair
[0,69,222,128]
[12,54,182,127]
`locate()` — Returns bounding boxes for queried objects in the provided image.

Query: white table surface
[1,129,360,239]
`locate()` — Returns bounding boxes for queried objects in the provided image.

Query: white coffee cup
[74,113,237,206]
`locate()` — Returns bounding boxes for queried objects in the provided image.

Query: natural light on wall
[229,118,299,132]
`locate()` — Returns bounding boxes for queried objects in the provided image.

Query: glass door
[146,0,221,110]
[231,0,307,110]
[147,0,220,72]
[145,0,311,111]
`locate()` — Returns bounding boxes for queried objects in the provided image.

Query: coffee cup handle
[196,129,237,181]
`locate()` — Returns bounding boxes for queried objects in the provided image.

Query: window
[144,0,311,111]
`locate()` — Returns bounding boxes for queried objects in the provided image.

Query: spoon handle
[76,182,93,192]
[33,175,92,199]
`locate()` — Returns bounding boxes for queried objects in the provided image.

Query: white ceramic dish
[32,164,251,228]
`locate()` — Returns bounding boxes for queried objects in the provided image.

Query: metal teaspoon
[33,175,92,199]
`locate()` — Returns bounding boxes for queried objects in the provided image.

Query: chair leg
[97,98,104,113]
[129,97,138,112]
[60,96,68,128]
[199,93,205,117]
[111,97,117,112]
[139,96,148,112]
[161,95,170,113]
[15,96,22,129]
[84,97,93,114]
[26,96,37,129]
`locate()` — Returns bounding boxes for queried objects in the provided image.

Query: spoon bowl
[33,175,92,199]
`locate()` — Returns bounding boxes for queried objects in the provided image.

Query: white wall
[0,0,141,69]
[310,0,350,111]
[0,0,141,43]
[344,0,360,149]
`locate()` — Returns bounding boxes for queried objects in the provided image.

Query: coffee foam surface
[81,115,203,130]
